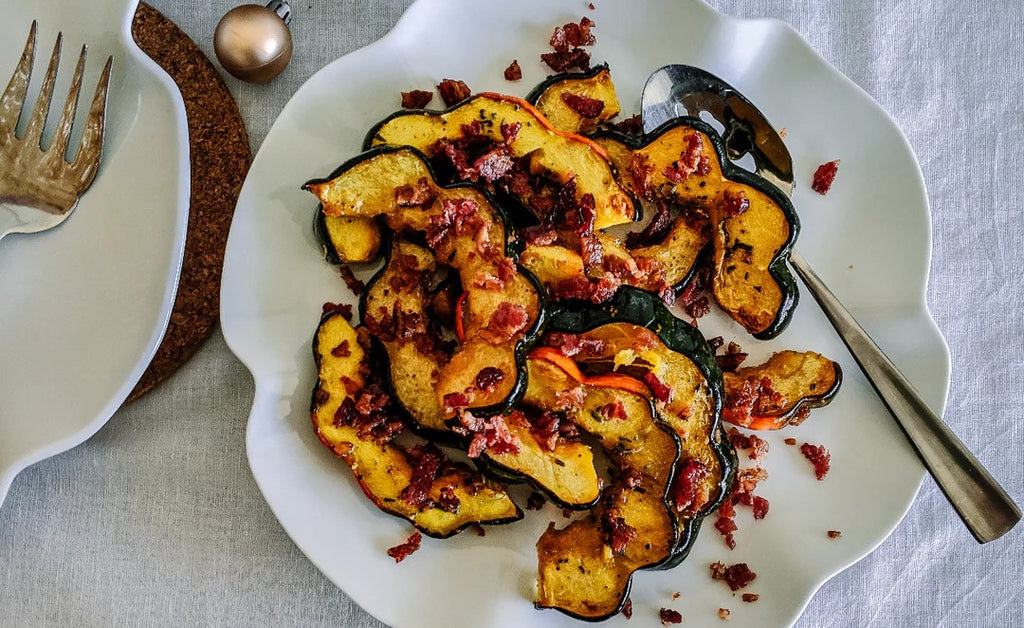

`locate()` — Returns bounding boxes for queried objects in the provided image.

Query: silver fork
[0,21,112,242]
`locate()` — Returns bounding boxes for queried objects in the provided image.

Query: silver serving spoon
[641,64,1020,543]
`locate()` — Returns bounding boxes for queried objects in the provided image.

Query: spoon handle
[788,250,1020,543]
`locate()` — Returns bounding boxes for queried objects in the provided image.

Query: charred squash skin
[526,64,622,136]
[305,146,545,419]
[592,118,800,339]
[722,350,842,430]
[362,92,638,230]
[310,312,523,538]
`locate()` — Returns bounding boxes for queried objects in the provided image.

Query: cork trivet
[126,3,252,402]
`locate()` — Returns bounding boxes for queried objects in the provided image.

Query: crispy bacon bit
[481,302,531,344]
[672,592,681,600]
[727,428,769,461]
[401,89,433,109]
[626,153,657,202]
[715,341,747,373]
[718,608,731,620]
[388,254,426,293]
[455,412,520,458]
[503,59,522,81]
[333,382,404,443]
[526,491,547,511]
[437,486,461,513]
[425,197,483,249]
[338,265,365,296]
[387,531,422,563]
[684,295,711,319]
[331,339,352,358]
[707,335,725,351]
[671,459,710,514]
[321,301,353,321]
[724,377,787,427]
[750,495,769,520]
[474,146,515,182]
[784,437,797,446]
[475,366,505,392]
[550,17,596,51]
[676,262,710,315]
[663,133,706,182]
[549,274,621,303]
[400,443,444,509]
[437,78,471,107]
[597,399,629,421]
[442,392,471,414]
[541,48,592,73]
[811,159,840,195]
[659,608,683,625]
[742,594,759,603]
[621,598,633,619]
[827,530,842,539]
[542,332,606,358]
[604,509,637,555]
[520,225,558,246]
[721,190,750,218]
[561,92,605,118]
[613,114,642,135]
[531,410,579,451]
[622,466,643,490]
[501,121,521,144]
[395,176,436,207]
[472,273,504,290]
[588,2,595,8]
[642,372,672,402]
[801,442,831,480]
[580,233,603,268]
[710,562,757,591]
[626,201,673,251]
[714,512,738,550]
[553,385,586,412]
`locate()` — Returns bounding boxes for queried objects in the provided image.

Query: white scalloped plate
[0,0,189,507]
[221,0,949,626]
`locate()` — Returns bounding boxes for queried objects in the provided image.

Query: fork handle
[788,250,1020,543]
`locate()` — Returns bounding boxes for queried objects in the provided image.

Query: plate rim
[222,0,951,625]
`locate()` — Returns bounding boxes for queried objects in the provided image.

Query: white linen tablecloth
[1,1,1021,626]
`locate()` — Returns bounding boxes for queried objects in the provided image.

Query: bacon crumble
[321,301,353,321]
[811,160,840,195]
[387,531,422,563]
[437,78,471,107]
[659,608,683,625]
[561,92,605,118]
[454,412,520,458]
[503,59,523,81]
[475,366,505,392]
[710,561,757,591]
[400,89,433,109]
[800,442,831,480]
[338,265,365,296]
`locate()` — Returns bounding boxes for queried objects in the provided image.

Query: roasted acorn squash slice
[363,93,637,229]
[315,213,382,264]
[526,287,736,619]
[305,146,544,418]
[526,65,622,136]
[525,356,681,620]
[311,311,522,538]
[722,350,842,430]
[592,119,800,338]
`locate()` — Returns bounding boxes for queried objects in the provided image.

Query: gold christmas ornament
[214,0,293,83]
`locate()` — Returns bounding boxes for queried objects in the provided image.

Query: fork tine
[50,44,87,160]
[0,21,37,143]
[23,32,62,146]
[70,55,112,186]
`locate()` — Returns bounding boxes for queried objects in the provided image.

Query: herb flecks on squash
[364,93,637,229]
[311,312,522,538]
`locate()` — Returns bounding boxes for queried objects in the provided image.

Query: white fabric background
[1,1,1021,626]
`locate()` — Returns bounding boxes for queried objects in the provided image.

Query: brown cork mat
[125,3,252,402]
